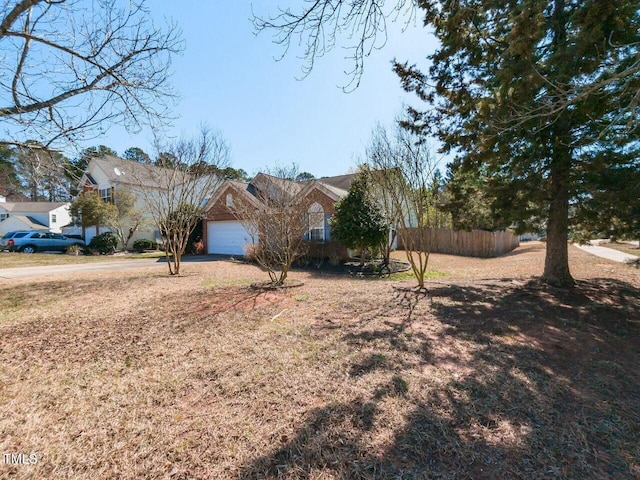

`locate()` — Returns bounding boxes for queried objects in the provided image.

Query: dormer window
[226,193,233,207]
[308,202,324,241]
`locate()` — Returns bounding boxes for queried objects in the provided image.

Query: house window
[99,187,113,203]
[308,202,325,241]
[226,193,233,207]
[51,214,57,224]
[0,213,8,222]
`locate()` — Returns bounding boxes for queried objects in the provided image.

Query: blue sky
[94,2,438,178]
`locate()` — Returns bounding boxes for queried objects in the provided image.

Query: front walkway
[572,241,640,263]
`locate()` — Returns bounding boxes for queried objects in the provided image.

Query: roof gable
[204,179,262,212]
[251,173,302,200]
[204,171,356,214]
[0,215,49,230]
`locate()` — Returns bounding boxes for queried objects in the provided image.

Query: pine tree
[395,0,640,286]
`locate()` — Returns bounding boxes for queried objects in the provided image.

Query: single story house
[0,200,71,235]
[203,172,357,255]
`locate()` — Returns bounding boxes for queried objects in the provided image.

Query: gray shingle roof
[90,155,191,189]
[0,202,67,213]
[317,173,357,192]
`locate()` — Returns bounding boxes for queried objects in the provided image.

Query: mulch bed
[294,258,411,276]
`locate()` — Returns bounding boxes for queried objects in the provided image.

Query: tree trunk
[543,133,574,287]
[543,188,573,287]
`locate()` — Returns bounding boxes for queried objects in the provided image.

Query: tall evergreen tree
[15,143,73,201]
[0,145,22,198]
[123,147,151,164]
[394,0,640,286]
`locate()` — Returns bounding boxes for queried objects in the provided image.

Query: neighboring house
[0,200,71,235]
[75,155,219,247]
[75,155,166,244]
[203,172,357,255]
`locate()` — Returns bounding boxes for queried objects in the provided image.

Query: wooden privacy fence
[397,228,520,258]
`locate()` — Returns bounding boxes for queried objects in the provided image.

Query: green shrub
[133,238,158,252]
[88,232,118,254]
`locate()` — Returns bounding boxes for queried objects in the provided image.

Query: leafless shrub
[365,122,441,289]
[230,165,309,286]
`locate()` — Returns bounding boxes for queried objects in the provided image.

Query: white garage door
[207,221,255,255]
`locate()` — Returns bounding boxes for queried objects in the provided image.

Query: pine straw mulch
[0,242,639,479]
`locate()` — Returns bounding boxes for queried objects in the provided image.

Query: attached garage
[206,221,254,255]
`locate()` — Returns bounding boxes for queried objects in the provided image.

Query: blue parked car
[1,230,84,253]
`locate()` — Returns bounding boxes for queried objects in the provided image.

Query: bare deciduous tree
[253,0,416,91]
[134,127,230,275]
[0,0,182,150]
[365,122,440,290]
[230,165,308,286]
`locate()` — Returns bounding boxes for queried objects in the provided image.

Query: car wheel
[21,245,37,254]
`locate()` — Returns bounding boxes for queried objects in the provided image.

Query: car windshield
[2,232,15,239]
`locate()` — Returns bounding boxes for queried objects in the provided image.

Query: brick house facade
[203,173,355,256]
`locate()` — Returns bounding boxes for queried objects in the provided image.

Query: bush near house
[88,232,118,255]
[133,238,158,253]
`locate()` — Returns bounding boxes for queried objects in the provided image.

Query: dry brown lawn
[1,242,639,479]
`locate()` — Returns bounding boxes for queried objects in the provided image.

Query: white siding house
[0,202,72,235]
[75,156,162,246]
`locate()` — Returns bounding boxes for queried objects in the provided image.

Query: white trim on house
[308,202,325,241]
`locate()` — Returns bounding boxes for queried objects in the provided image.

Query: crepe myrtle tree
[230,164,308,286]
[134,126,230,275]
[365,122,441,291]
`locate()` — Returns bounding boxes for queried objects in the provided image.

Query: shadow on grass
[241,278,640,479]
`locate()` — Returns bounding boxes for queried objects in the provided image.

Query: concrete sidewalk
[573,242,640,263]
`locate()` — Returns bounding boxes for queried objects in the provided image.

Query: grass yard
[0,251,166,269]
[1,242,639,479]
